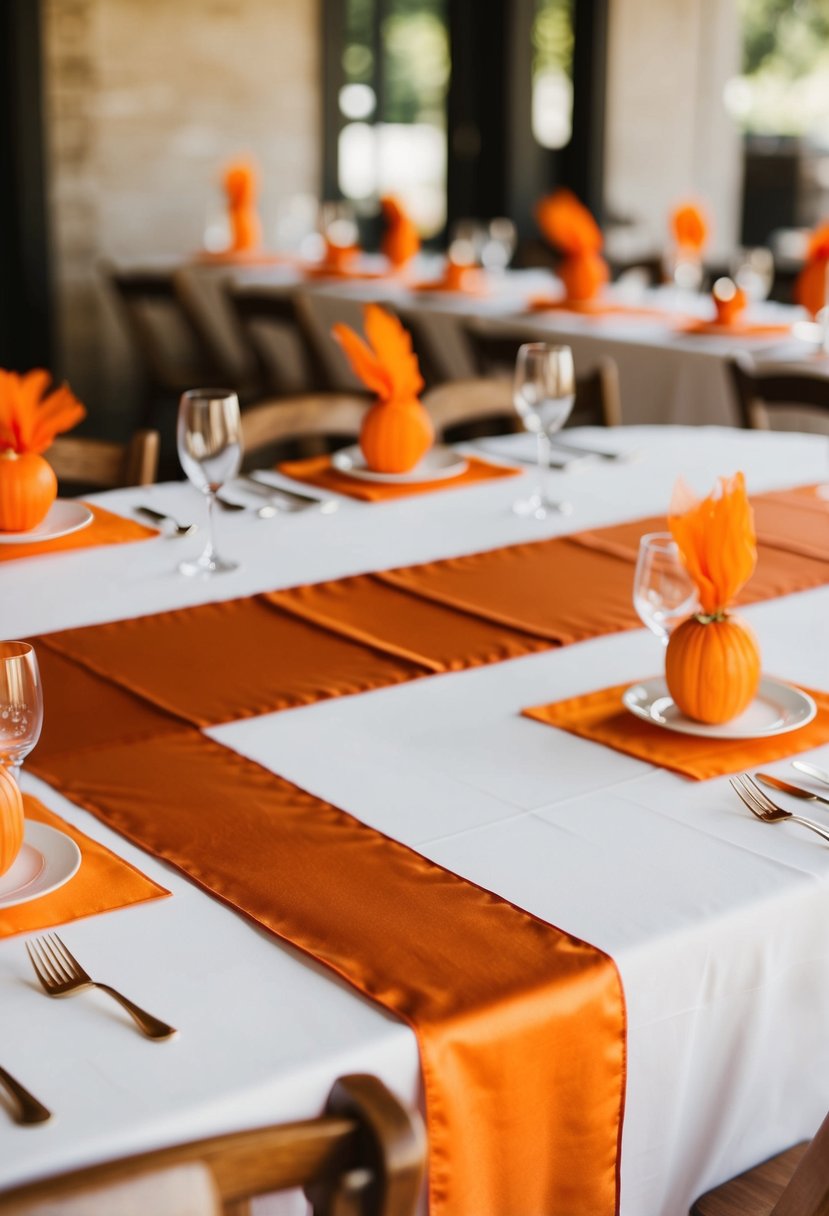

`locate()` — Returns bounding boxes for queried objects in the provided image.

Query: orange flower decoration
[668,472,756,616]
[0,369,85,455]
[332,305,423,403]
[795,222,829,317]
[380,196,420,269]
[671,202,709,253]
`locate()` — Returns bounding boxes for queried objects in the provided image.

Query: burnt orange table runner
[0,797,169,938]
[0,505,157,564]
[23,482,828,1215]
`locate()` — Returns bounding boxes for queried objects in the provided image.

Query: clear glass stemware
[0,642,43,784]
[512,342,575,519]
[633,532,698,644]
[177,389,243,577]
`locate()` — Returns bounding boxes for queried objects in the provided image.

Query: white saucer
[0,822,81,909]
[622,675,817,740]
[332,445,468,483]
[0,501,93,545]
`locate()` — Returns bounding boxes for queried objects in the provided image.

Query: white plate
[0,821,82,910]
[332,445,468,483]
[0,501,93,545]
[622,675,817,740]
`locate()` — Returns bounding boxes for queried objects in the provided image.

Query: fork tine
[730,777,770,820]
[28,938,64,986]
[25,942,53,990]
[49,934,88,983]
[730,779,761,816]
[742,774,779,812]
[37,936,72,984]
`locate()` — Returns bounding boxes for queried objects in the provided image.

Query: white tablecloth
[2,427,829,1216]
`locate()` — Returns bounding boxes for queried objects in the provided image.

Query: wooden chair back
[728,357,829,431]
[228,287,332,396]
[46,430,159,491]
[692,1103,829,1215]
[240,393,368,466]
[463,327,622,427]
[0,1074,426,1216]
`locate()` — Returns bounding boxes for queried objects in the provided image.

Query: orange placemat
[0,505,157,563]
[35,728,625,1216]
[0,796,170,938]
[278,453,520,502]
[524,681,829,780]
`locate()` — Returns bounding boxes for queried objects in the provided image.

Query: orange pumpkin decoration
[0,368,85,532]
[0,765,24,877]
[666,471,761,724]
[0,451,58,531]
[332,305,430,474]
[558,252,610,302]
[666,614,760,724]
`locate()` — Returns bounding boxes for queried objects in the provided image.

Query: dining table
[2,424,829,1216]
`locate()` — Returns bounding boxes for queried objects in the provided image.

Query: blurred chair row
[0,1074,425,1216]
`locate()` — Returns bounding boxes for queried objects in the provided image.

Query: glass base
[178,550,239,577]
[513,492,573,520]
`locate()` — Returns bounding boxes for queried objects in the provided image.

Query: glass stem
[7,763,22,787]
[203,491,217,562]
[536,432,551,502]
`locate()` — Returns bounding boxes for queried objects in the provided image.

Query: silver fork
[730,774,829,845]
[26,934,177,1041]
[135,506,197,538]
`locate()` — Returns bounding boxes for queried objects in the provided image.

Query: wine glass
[633,533,698,644]
[730,247,774,303]
[177,389,243,577]
[481,218,517,271]
[0,642,43,784]
[512,343,575,518]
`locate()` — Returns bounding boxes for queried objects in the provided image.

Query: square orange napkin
[0,504,157,563]
[523,681,829,780]
[278,453,520,502]
[0,797,170,938]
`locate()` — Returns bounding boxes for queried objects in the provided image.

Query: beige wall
[43,0,320,424]
[604,0,742,260]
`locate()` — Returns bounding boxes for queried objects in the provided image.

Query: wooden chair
[728,357,829,431]
[239,393,368,468]
[103,263,224,425]
[227,286,337,397]
[690,1106,829,1215]
[0,1074,426,1216]
[46,430,159,492]
[462,327,622,428]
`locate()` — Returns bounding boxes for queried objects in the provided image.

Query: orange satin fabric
[0,796,169,938]
[0,505,157,563]
[278,453,520,502]
[31,728,625,1216]
[524,682,829,781]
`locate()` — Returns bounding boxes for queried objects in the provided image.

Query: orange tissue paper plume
[796,222,829,317]
[222,158,263,252]
[0,369,85,456]
[332,305,432,473]
[0,369,86,532]
[671,202,709,253]
[380,196,421,269]
[535,189,609,301]
[668,472,757,617]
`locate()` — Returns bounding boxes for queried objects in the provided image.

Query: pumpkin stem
[693,611,728,625]
[0,450,19,462]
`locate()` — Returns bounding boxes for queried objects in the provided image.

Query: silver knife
[0,1065,51,1125]
[243,473,323,506]
[793,760,829,790]
[548,439,629,462]
[756,772,829,809]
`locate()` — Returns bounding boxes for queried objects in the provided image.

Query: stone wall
[42,0,320,428]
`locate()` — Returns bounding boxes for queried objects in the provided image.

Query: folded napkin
[796,223,829,317]
[380,196,421,270]
[670,201,708,255]
[524,682,829,781]
[278,452,520,501]
[223,158,263,253]
[0,796,169,938]
[411,260,488,294]
[535,189,609,303]
[0,504,157,563]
